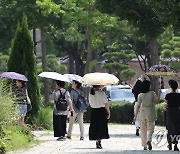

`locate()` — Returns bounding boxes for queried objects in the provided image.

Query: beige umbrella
[81,72,119,85]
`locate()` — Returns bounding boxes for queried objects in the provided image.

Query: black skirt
[89,107,110,140]
[53,114,67,137]
[167,108,180,143]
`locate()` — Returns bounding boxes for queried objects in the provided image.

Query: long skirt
[89,107,109,140]
[167,108,180,144]
[53,114,67,137]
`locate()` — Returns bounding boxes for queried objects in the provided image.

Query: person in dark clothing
[51,80,74,141]
[132,79,142,136]
[165,80,180,151]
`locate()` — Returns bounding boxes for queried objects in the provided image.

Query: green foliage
[46,54,67,73]
[8,14,41,121]
[33,106,53,130]
[0,54,9,72]
[160,27,180,71]
[1,126,34,151]
[121,69,136,81]
[89,60,97,72]
[84,101,165,125]
[156,104,165,126]
[0,80,34,153]
[0,80,17,125]
[37,0,65,16]
[0,139,6,154]
[109,102,134,123]
[95,0,169,38]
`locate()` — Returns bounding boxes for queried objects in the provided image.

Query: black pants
[53,114,67,137]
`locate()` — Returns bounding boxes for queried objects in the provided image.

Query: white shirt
[88,90,108,108]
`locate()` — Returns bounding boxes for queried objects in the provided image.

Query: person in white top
[134,80,161,150]
[88,85,110,149]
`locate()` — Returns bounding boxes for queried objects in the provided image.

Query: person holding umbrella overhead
[0,72,29,127]
[14,80,30,127]
[89,85,110,149]
[51,80,74,141]
[81,72,118,149]
[67,80,85,140]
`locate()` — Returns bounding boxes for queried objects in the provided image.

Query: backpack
[73,89,87,112]
[55,90,67,111]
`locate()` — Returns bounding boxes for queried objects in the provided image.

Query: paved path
[8,124,179,154]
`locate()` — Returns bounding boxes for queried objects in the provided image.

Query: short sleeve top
[70,88,84,113]
[88,90,108,108]
[14,87,27,104]
[52,88,72,115]
[165,93,180,108]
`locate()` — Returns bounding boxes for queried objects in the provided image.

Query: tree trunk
[149,37,159,94]
[41,27,50,105]
[69,53,75,73]
[75,57,85,76]
[85,2,92,74]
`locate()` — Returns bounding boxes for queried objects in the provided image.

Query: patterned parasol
[146,64,177,76]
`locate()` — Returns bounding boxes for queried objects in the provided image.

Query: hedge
[84,101,165,126]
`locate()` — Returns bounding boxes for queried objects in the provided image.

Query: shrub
[84,101,134,124]
[84,101,165,126]
[0,81,18,125]
[156,104,165,126]
[1,126,34,151]
[33,106,53,130]
[0,139,6,154]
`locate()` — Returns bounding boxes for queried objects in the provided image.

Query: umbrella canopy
[146,64,177,76]
[64,74,82,83]
[0,72,28,81]
[38,72,70,82]
[81,72,119,85]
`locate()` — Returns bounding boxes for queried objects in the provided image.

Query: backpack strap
[57,89,67,100]
[72,89,79,95]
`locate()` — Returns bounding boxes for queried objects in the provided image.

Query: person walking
[14,80,29,127]
[163,79,180,150]
[133,80,161,150]
[51,80,74,141]
[67,80,85,140]
[89,85,110,149]
[165,80,180,151]
[132,78,142,136]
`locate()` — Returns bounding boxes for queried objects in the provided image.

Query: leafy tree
[159,27,180,76]
[102,41,136,82]
[46,54,67,73]
[0,54,9,72]
[95,0,179,92]
[8,14,40,120]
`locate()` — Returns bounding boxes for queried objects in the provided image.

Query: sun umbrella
[38,72,70,83]
[146,64,177,76]
[0,72,28,81]
[81,72,119,85]
[64,74,82,83]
